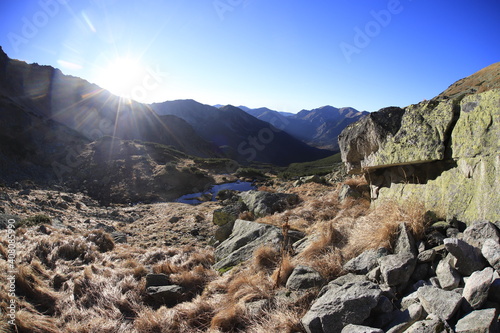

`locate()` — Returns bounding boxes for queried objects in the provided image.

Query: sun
[97,57,148,101]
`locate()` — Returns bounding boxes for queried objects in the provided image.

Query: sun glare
[97,57,148,101]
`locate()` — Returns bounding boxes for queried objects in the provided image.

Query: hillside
[0,47,219,160]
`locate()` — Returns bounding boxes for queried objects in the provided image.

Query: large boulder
[301,281,382,333]
[213,220,283,271]
[339,71,500,224]
[443,238,487,276]
[239,190,299,218]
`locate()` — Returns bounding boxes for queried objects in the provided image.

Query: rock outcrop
[339,63,500,224]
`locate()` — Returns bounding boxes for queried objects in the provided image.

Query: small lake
[175,181,256,205]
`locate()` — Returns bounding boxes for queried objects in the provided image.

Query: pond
[175,180,256,205]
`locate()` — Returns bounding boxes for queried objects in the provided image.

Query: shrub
[17,214,51,228]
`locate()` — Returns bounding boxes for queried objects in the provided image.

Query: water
[175,181,256,205]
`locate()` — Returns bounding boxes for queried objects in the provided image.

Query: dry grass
[0,180,429,333]
[253,246,280,272]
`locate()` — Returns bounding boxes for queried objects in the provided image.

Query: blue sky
[1,0,499,113]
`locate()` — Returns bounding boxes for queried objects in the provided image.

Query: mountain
[150,101,332,166]
[239,105,369,150]
[0,46,219,160]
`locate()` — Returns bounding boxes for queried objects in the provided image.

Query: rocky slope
[339,62,500,224]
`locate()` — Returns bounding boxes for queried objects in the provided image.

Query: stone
[301,281,382,333]
[400,291,419,311]
[239,190,299,218]
[378,253,416,287]
[443,238,487,276]
[214,220,236,242]
[146,285,184,307]
[213,220,283,271]
[404,316,450,333]
[341,324,383,333]
[384,303,423,333]
[436,255,461,290]
[146,273,170,288]
[417,285,463,320]
[463,221,500,249]
[417,249,436,263]
[94,222,116,233]
[482,238,500,271]
[344,248,388,275]
[394,223,417,256]
[338,184,362,201]
[111,232,127,244]
[286,265,325,290]
[455,308,499,333]
[212,201,247,226]
[462,267,494,309]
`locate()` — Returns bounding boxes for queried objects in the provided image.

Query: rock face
[338,63,500,224]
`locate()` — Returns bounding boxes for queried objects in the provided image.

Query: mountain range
[236,105,369,150]
[0,45,367,189]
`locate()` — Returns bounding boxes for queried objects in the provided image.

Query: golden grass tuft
[271,255,295,287]
[15,309,59,333]
[15,265,60,315]
[253,245,280,271]
[210,303,246,333]
[86,229,115,252]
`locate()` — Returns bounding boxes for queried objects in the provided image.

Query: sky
[0,0,499,113]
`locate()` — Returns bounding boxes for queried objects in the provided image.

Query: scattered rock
[394,223,417,256]
[146,273,170,288]
[302,281,382,333]
[146,285,184,307]
[286,265,325,290]
[341,324,383,333]
[94,222,116,233]
[443,238,487,276]
[417,285,463,320]
[404,315,450,333]
[417,249,436,263]
[338,184,362,202]
[462,267,494,309]
[462,221,500,249]
[239,190,299,218]
[384,303,423,333]
[436,255,461,290]
[482,238,500,271]
[455,308,499,333]
[344,248,388,275]
[168,216,180,223]
[111,232,127,244]
[378,253,416,287]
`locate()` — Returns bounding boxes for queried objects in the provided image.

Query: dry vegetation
[0,176,428,333]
